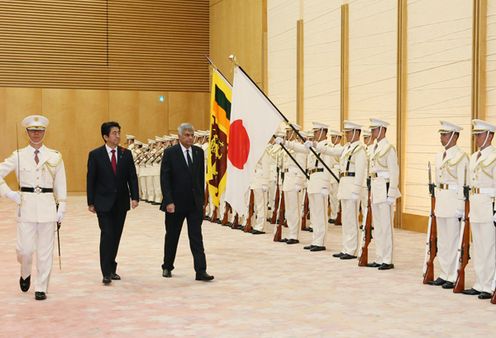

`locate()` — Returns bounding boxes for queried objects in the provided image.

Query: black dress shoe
[332,252,344,258]
[462,288,481,296]
[251,230,266,235]
[286,239,299,244]
[102,276,112,285]
[427,277,446,286]
[378,263,395,270]
[162,269,172,278]
[279,238,288,243]
[478,292,492,299]
[328,218,336,224]
[442,281,454,289]
[310,246,326,252]
[366,262,381,268]
[304,245,315,250]
[340,253,357,260]
[35,292,46,301]
[19,276,31,292]
[110,273,121,280]
[196,271,214,281]
[308,227,313,232]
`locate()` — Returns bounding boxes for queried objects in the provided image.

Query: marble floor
[0,196,495,337]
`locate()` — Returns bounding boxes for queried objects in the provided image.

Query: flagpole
[276,138,309,180]
[205,56,233,86]
[235,65,339,183]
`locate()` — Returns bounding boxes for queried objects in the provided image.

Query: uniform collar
[27,144,46,153]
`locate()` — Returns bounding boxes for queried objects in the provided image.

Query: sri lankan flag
[206,68,232,207]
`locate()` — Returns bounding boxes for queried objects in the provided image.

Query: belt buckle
[34,186,42,194]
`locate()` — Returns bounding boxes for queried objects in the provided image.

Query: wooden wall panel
[168,92,210,133]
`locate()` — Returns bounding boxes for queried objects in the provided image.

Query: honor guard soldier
[327,129,343,224]
[367,118,400,270]
[250,142,272,234]
[360,128,373,216]
[463,119,496,299]
[126,134,136,150]
[427,121,468,288]
[0,115,67,300]
[300,122,337,251]
[275,124,307,244]
[321,121,367,260]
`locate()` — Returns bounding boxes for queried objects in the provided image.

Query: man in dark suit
[160,123,214,281]
[87,121,139,285]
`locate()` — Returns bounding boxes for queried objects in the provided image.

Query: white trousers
[17,222,56,293]
[340,199,360,255]
[253,188,267,231]
[371,202,394,264]
[329,183,339,219]
[139,176,147,199]
[145,176,155,201]
[153,175,162,203]
[284,190,301,240]
[471,221,496,293]
[309,193,328,246]
[437,217,461,282]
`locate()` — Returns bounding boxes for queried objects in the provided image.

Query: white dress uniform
[368,119,400,267]
[0,115,67,296]
[250,145,273,232]
[143,140,157,202]
[280,128,307,241]
[322,121,367,257]
[433,121,468,284]
[467,119,496,295]
[138,146,149,200]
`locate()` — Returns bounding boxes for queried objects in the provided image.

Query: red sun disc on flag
[228,119,250,169]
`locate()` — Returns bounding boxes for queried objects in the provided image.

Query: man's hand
[6,191,21,205]
[88,205,96,213]
[57,202,66,223]
[166,203,175,213]
[131,200,139,209]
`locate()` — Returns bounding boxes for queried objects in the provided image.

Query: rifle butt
[273,225,282,242]
[453,271,465,293]
[491,290,496,304]
[422,264,434,284]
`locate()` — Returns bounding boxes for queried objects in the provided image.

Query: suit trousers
[309,193,328,246]
[17,221,55,292]
[471,221,496,293]
[162,209,207,273]
[437,217,461,282]
[341,199,360,255]
[97,207,127,277]
[371,202,394,264]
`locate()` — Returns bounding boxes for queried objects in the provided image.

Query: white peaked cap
[362,128,371,137]
[343,120,362,131]
[22,115,49,130]
[472,119,496,134]
[369,118,390,129]
[126,134,135,140]
[170,134,178,138]
[312,122,329,130]
[286,123,301,131]
[274,130,285,138]
[148,138,156,144]
[134,140,143,146]
[328,129,342,137]
[438,120,463,133]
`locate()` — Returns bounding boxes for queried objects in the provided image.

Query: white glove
[57,202,66,223]
[6,191,21,205]
[386,196,396,205]
[275,137,284,145]
[295,184,302,192]
[262,184,268,192]
[350,192,359,200]
[304,140,313,149]
[320,188,329,196]
[455,209,464,219]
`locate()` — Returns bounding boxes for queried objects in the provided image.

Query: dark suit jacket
[160,143,204,213]
[87,145,139,213]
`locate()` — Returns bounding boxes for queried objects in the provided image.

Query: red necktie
[111,149,117,174]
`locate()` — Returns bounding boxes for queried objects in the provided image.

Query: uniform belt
[283,169,289,173]
[471,187,494,195]
[438,183,459,191]
[21,187,53,194]
[340,172,355,177]
[308,168,324,175]
[369,172,390,179]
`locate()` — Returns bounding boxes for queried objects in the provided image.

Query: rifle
[422,161,437,283]
[453,166,470,293]
[273,192,285,241]
[358,177,373,266]
[221,202,231,226]
[231,213,240,229]
[491,271,496,304]
[301,190,310,230]
[271,166,281,224]
[244,190,255,233]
